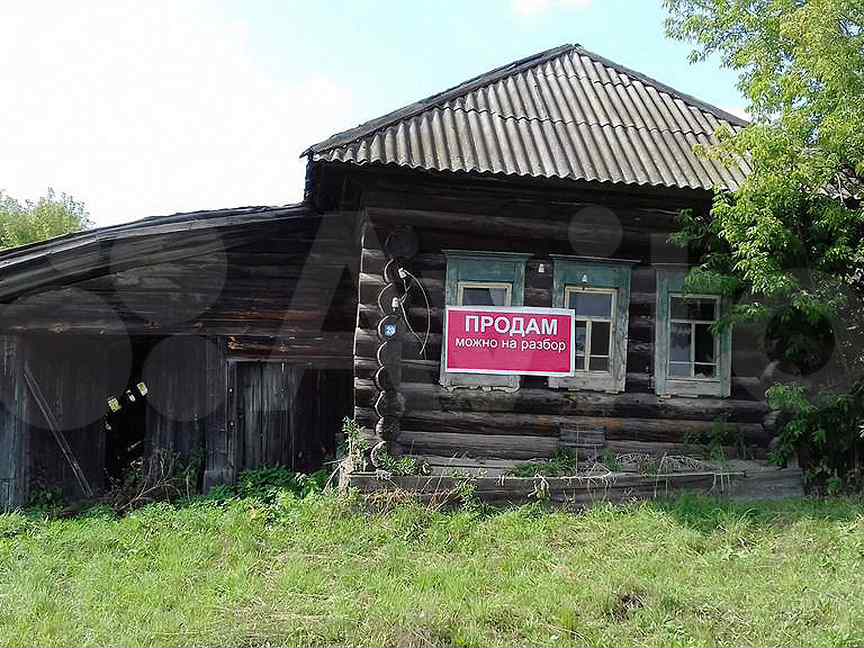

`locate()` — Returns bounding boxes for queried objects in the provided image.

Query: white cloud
[512,0,592,17]
[0,2,353,225]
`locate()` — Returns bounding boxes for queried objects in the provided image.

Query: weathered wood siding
[0,214,359,366]
[0,336,27,509]
[232,363,352,473]
[0,211,361,502]
[23,335,131,499]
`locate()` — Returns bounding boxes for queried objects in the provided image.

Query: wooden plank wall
[352,200,773,463]
[140,336,226,467]
[23,335,131,499]
[233,363,352,473]
[5,336,353,503]
[0,212,361,502]
[0,336,27,508]
[0,214,359,367]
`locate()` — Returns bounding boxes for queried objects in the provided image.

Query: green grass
[1,493,863,647]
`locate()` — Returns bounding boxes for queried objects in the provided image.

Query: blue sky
[1,1,745,225]
[228,0,744,130]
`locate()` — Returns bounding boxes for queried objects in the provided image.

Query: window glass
[669,362,691,377]
[574,321,587,354]
[694,324,715,363]
[459,284,510,306]
[670,322,691,362]
[565,287,615,373]
[694,363,716,378]
[589,357,609,372]
[591,321,611,356]
[668,294,719,379]
[568,292,613,319]
[671,297,716,321]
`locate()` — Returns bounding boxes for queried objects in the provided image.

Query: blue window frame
[654,268,732,398]
[549,256,634,393]
[440,250,531,390]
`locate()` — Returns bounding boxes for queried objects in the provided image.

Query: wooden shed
[0,205,357,507]
[0,43,802,509]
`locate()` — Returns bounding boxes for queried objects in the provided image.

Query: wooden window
[457,282,512,307]
[440,251,531,391]
[549,257,634,393]
[655,269,731,398]
[668,295,720,379]
[567,287,615,373]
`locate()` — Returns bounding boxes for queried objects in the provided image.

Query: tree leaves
[0,189,91,250]
[666,0,864,488]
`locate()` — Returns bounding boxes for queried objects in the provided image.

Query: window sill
[660,377,727,398]
[549,373,623,393]
[440,372,520,392]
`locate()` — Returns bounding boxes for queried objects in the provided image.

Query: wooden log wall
[343,169,775,464]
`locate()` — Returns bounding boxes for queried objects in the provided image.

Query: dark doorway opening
[104,337,157,486]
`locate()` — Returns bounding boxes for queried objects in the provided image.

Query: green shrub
[208,467,329,504]
[768,383,864,493]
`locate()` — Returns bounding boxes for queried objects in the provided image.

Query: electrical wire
[397,269,426,358]
[376,264,425,357]
[403,269,431,359]
[375,245,431,359]
[399,298,425,358]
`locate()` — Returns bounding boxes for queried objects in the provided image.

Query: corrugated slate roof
[305,44,750,191]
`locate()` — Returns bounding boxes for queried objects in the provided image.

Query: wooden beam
[355,379,771,423]
[0,336,27,510]
[22,364,93,498]
[203,337,233,492]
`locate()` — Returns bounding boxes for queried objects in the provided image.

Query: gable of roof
[305,44,750,192]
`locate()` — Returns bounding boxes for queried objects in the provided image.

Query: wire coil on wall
[369,227,424,467]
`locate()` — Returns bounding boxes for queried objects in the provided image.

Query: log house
[0,44,802,508]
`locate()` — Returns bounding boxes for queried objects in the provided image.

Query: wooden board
[347,463,804,505]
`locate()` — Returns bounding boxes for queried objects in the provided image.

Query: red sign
[443,306,575,376]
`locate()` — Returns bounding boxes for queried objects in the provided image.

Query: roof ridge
[304,43,748,157]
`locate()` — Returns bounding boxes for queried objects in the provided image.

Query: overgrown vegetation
[512,449,722,479]
[664,0,864,490]
[511,450,586,478]
[106,449,202,513]
[1,492,863,646]
[681,419,749,463]
[767,382,864,494]
[342,416,423,476]
[208,466,329,503]
[0,189,91,249]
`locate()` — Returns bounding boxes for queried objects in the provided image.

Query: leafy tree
[0,189,92,250]
[664,0,864,489]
